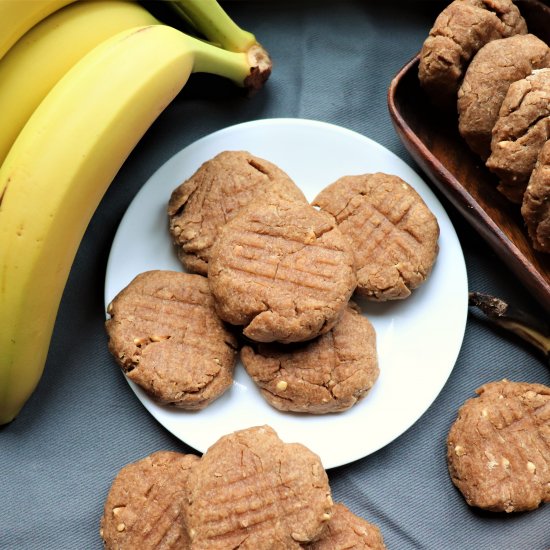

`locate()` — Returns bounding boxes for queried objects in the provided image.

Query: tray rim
[387,54,550,312]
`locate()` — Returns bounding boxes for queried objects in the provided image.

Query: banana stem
[188,34,271,94]
[469,291,550,366]
[170,0,257,52]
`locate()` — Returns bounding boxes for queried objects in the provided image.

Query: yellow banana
[170,0,258,52]
[0,0,77,62]
[0,24,271,425]
[0,0,160,167]
[169,0,271,88]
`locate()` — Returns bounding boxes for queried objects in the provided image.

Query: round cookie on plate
[241,302,379,414]
[183,425,333,549]
[105,270,238,410]
[167,150,306,275]
[418,0,526,109]
[100,450,199,549]
[522,139,550,252]
[308,503,387,550]
[447,379,550,512]
[208,195,357,343]
[312,173,439,301]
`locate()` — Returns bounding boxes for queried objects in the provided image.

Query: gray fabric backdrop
[1,1,549,548]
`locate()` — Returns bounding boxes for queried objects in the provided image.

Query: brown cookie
[486,68,550,203]
[312,173,439,301]
[105,270,238,410]
[418,0,527,109]
[522,139,550,252]
[306,503,387,550]
[100,451,199,549]
[458,34,550,159]
[447,380,550,512]
[241,303,379,414]
[183,425,333,549]
[167,150,306,275]
[208,196,357,343]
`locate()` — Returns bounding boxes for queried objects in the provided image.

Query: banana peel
[468,291,550,366]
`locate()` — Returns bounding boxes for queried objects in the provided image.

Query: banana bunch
[0,0,77,61]
[0,0,272,425]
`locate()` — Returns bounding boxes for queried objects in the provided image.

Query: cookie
[105,270,238,410]
[312,173,439,301]
[458,34,550,159]
[241,303,378,414]
[100,451,199,549]
[307,503,387,550]
[486,68,550,203]
[447,380,550,512]
[183,425,333,549]
[167,150,306,275]
[208,196,357,343]
[418,0,527,109]
[521,139,550,252]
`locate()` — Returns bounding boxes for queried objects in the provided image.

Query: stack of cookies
[99,425,387,549]
[105,150,440,414]
[419,0,550,253]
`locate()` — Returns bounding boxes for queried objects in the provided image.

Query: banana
[0,0,77,62]
[170,0,258,52]
[0,0,160,168]
[0,24,271,425]
[170,0,271,89]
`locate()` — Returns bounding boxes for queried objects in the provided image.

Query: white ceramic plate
[105,118,468,469]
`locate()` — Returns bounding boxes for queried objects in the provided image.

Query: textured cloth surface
[1,2,549,549]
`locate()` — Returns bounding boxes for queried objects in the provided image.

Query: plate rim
[104,117,469,468]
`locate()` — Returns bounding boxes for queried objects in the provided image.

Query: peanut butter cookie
[168,150,306,275]
[208,196,357,343]
[486,68,550,203]
[241,303,378,414]
[447,380,550,512]
[183,425,333,549]
[522,139,550,252]
[312,173,439,301]
[100,451,199,549]
[307,503,387,550]
[105,270,238,410]
[458,34,550,159]
[419,0,527,109]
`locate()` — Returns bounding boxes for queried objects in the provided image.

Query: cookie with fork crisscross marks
[447,380,550,512]
[183,425,333,549]
[306,502,387,550]
[100,451,199,549]
[208,196,357,344]
[312,173,439,301]
[241,302,379,414]
[105,270,238,410]
[167,150,307,276]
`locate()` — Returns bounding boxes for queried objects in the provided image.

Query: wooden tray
[387,0,550,312]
